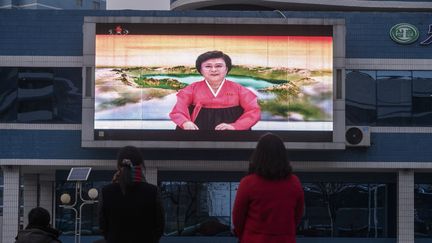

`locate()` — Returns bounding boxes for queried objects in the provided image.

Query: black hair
[195,50,232,74]
[28,207,50,228]
[117,146,146,194]
[249,133,292,180]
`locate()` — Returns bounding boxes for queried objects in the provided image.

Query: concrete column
[397,169,414,243]
[39,173,56,222]
[22,174,38,227]
[1,165,20,243]
[145,167,157,185]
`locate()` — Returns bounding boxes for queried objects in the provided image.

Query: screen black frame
[82,16,346,149]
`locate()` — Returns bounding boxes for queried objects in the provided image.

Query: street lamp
[59,167,98,243]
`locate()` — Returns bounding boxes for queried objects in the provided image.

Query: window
[161,181,236,236]
[55,170,112,236]
[159,172,397,238]
[159,171,244,237]
[301,183,389,237]
[93,1,100,10]
[346,70,432,126]
[412,71,432,125]
[376,71,412,125]
[346,70,376,125]
[415,173,432,238]
[0,67,82,123]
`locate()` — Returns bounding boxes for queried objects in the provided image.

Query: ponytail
[118,159,146,195]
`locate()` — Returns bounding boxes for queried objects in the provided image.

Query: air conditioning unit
[345,126,371,147]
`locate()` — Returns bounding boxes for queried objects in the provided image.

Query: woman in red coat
[232,133,304,243]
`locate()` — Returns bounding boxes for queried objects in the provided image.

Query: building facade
[0,1,432,242]
[0,0,106,10]
[170,0,432,11]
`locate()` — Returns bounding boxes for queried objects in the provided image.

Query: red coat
[232,174,304,243]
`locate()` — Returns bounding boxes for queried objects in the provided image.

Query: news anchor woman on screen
[233,133,304,243]
[169,50,260,130]
[98,146,165,243]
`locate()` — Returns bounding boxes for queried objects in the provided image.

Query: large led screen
[94,23,333,142]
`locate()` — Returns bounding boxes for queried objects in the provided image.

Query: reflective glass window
[415,174,432,238]
[346,70,377,125]
[415,184,432,238]
[412,71,432,126]
[346,70,432,127]
[376,71,412,125]
[159,172,397,238]
[55,171,112,237]
[161,181,236,236]
[0,67,82,123]
[0,68,18,122]
[53,171,396,240]
[301,183,390,237]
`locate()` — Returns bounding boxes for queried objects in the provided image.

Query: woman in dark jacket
[15,207,61,243]
[98,146,165,243]
[232,133,304,243]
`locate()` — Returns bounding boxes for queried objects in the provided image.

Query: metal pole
[59,181,98,243]
[75,182,80,243]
